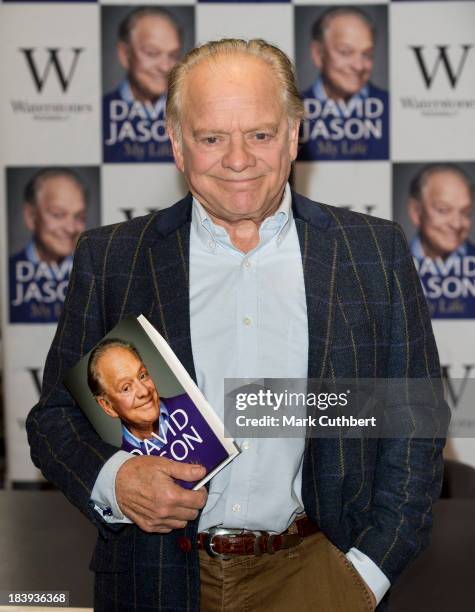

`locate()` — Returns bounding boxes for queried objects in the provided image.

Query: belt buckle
[205,527,244,560]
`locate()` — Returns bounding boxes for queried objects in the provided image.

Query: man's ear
[117,42,130,72]
[97,396,119,419]
[23,203,36,233]
[168,124,185,173]
[289,120,301,162]
[408,198,422,229]
[310,40,324,72]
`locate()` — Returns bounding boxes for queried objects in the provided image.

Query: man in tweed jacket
[27,39,447,612]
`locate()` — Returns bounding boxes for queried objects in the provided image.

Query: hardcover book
[64,314,239,490]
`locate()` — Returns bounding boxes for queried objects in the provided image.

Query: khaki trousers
[199,531,374,612]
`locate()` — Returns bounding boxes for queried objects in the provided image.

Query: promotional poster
[295,4,389,162]
[101,5,195,163]
[7,166,101,324]
[393,162,475,319]
[293,160,391,219]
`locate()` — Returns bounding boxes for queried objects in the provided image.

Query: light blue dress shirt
[410,233,467,260]
[91,184,390,603]
[190,184,308,534]
[118,79,167,119]
[312,77,369,117]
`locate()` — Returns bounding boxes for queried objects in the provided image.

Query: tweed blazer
[26,190,448,611]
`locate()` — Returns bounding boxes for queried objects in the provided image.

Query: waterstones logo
[21,48,84,93]
[400,44,475,117]
[119,207,158,221]
[11,47,93,121]
[410,45,473,89]
[442,364,474,410]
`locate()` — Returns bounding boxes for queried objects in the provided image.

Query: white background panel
[294,161,391,219]
[294,0,388,4]
[432,321,475,467]
[101,0,194,4]
[0,5,100,165]
[391,1,475,161]
[3,326,56,482]
[196,5,294,60]
[101,164,188,225]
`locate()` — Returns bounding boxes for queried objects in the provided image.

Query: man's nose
[156,56,175,74]
[63,217,79,236]
[448,213,464,231]
[136,379,151,397]
[222,137,256,172]
[350,55,366,72]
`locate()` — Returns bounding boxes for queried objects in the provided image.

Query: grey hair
[166,38,304,139]
[87,338,143,397]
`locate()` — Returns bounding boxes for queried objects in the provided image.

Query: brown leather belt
[197,515,320,559]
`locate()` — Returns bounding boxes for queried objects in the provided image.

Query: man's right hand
[115,455,208,533]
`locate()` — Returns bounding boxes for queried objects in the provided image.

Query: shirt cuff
[346,547,391,606]
[90,450,133,524]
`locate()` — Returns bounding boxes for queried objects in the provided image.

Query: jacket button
[178,536,192,552]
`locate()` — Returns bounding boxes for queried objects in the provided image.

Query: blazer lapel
[147,194,197,383]
[293,191,338,382]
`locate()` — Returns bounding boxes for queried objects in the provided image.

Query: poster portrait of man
[393,162,475,319]
[295,4,389,161]
[87,338,173,456]
[101,5,195,163]
[7,166,100,324]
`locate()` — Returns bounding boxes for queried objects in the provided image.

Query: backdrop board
[6,166,101,325]
[196,4,294,57]
[294,161,391,219]
[295,4,389,162]
[101,4,195,163]
[391,1,475,161]
[0,5,101,166]
[0,0,474,483]
[101,164,187,224]
[392,161,475,320]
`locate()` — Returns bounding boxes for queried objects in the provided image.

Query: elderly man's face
[118,15,181,102]
[409,171,473,259]
[169,55,299,224]
[95,347,160,439]
[23,175,87,264]
[311,14,374,101]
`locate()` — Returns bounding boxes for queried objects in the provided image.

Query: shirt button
[208,240,215,250]
[277,236,282,245]
[232,503,241,513]
[243,259,251,268]
[241,441,250,450]
[243,317,252,326]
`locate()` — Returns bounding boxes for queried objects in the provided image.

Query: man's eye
[140,371,149,380]
[203,136,218,145]
[121,385,130,393]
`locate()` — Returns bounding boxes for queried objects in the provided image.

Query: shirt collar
[191,183,293,254]
[118,79,167,116]
[410,233,467,260]
[312,77,369,103]
[25,239,74,266]
[121,400,169,448]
